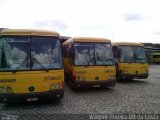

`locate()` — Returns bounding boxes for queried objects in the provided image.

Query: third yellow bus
[112,42,149,81]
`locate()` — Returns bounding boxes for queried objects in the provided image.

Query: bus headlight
[122,70,128,74]
[108,76,115,80]
[50,83,63,90]
[0,86,13,93]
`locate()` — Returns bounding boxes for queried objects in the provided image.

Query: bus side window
[112,46,118,58]
[71,46,74,59]
[112,46,119,64]
[68,44,74,64]
[62,46,68,58]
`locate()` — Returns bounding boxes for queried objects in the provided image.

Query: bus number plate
[92,85,100,88]
[27,98,38,102]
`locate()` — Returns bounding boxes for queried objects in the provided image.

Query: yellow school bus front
[0,29,64,102]
[71,66,116,88]
[112,42,149,80]
[0,70,64,102]
[63,37,116,88]
[118,63,148,79]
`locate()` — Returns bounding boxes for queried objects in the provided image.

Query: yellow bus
[0,29,64,103]
[112,42,148,81]
[62,37,116,89]
[145,47,160,64]
[151,53,160,64]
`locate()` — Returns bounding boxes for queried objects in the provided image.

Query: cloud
[1,0,160,43]
[33,20,68,33]
[153,31,160,35]
[0,0,8,4]
[124,12,149,21]
[79,25,110,31]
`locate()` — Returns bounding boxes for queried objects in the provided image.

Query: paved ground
[0,65,160,120]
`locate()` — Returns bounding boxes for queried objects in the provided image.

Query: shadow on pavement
[117,79,149,84]
[1,99,62,110]
[70,86,115,93]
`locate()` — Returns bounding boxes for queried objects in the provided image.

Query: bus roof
[112,42,144,47]
[0,29,59,36]
[63,37,111,46]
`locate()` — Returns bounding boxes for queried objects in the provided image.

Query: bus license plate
[27,98,38,102]
[92,85,100,88]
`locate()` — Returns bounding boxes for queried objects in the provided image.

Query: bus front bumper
[0,89,64,103]
[118,73,149,79]
[72,79,116,88]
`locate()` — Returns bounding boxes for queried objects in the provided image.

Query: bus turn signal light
[50,83,63,90]
[0,86,13,93]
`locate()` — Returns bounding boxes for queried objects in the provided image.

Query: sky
[0,0,160,43]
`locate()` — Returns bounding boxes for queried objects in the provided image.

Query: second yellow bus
[62,37,116,89]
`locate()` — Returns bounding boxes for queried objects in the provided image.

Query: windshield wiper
[127,58,136,64]
[104,59,114,66]
[11,63,21,73]
[32,58,49,72]
[12,56,28,73]
[106,59,113,63]
[135,58,147,63]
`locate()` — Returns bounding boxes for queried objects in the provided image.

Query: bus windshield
[119,46,147,63]
[0,36,62,71]
[74,43,113,66]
